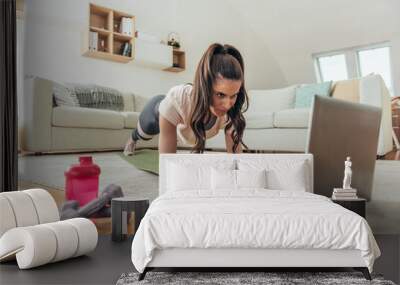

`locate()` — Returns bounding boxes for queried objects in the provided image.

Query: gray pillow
[53,82,80,107]
[70,84,124,111]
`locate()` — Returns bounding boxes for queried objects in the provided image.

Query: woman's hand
[225,128,242,153]
[159,116,177,154]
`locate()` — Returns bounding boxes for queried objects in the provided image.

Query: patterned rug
[116,271,395,285]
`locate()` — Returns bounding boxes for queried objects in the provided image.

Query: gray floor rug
[116,271,395,285]
[18,152,400,233]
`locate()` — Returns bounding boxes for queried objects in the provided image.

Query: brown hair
[190,43,248,153]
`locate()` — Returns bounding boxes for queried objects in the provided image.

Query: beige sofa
[22,77,159,152]
[22,75,393,155]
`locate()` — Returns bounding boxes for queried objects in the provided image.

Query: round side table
[111,197,149,242]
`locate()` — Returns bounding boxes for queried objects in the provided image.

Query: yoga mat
[119,149,159,175]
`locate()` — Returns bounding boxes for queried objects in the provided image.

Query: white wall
[24,0,179,96]
[22,0,400,102]
[229,0,400,93]
[23,0,286,97]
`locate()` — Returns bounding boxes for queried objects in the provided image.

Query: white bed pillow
[211,168,236,190]
[211,168,267,190]
[167,160,234,191]
[266,162,308,191]
[237,169,267,189]
[237,159,309,192]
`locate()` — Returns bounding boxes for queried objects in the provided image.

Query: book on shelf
[119,17,133,36]
[127,43,132,57]
[89,31,98,51]
[119,42,132,56]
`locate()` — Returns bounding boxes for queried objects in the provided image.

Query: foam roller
[0,218,98,269]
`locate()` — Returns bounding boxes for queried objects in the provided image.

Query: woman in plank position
[124,43,248,155]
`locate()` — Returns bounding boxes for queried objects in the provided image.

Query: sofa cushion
[134,94,150,112]
[294,81,332,108]
[122,93,135,112]
[121,111,139,128]
[247,85,297,113]
[274,108,310,128]
[244,112,274,129]
[52,106,124,129]
[331,78,360,103]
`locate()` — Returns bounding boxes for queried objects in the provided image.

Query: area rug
[119,149,159,175]
[116,271,395,285]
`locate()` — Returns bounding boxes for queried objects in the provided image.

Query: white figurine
[342,156,352,189]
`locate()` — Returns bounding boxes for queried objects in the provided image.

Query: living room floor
[0,234,399,285]
[12,148,400,284]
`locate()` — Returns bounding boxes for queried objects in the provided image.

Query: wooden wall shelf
[83,51,133,63]
[164,49,186,72]
[83,3,135,63]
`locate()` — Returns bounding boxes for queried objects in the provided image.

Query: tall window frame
[313,41,395,96]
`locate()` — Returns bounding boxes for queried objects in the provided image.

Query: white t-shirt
[158,84,229,146]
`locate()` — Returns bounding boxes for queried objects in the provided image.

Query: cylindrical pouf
[65,218,98,257]
[0,196,17,237]
[0,226,57,269]
[0,192,39,227]
[24,189,60,223]
[42,221,79,262]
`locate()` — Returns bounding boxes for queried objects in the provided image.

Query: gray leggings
[132,93,217,142]
[132,95,165,141]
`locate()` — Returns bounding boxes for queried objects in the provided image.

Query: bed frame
[139,154,372,281]
[140,248,370,280]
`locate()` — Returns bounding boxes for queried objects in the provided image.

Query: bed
[131,153,380,280]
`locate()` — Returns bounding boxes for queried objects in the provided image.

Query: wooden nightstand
[332,198,366,218]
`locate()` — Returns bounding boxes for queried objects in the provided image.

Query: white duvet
[131,190,380,273]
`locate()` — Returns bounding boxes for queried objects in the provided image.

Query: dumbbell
[60,184,123,220]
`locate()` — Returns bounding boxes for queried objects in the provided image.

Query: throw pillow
[247,85,297,113]
[294,81,332,108]
[53,82,80,107]
[331,78,360,103]
[70,84,124,111]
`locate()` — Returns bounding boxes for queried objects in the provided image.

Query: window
[358,47,394,96]
[314,42,395,96]
[317,54,348,82]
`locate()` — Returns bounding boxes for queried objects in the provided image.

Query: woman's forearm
[159,116,178,154]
